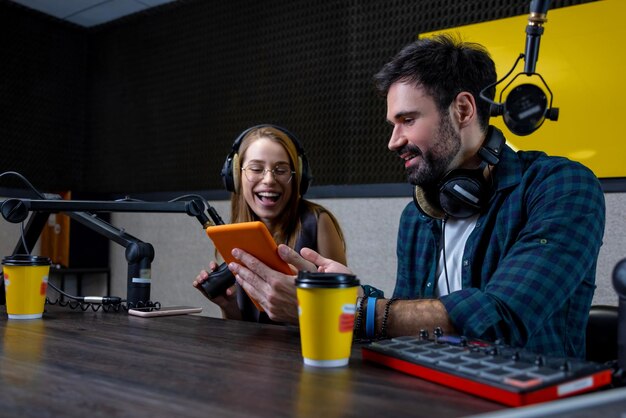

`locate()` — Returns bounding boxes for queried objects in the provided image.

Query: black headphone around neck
[221,124,312,195]
[413,125,505,219]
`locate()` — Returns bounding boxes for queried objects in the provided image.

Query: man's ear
[451,91,476,128]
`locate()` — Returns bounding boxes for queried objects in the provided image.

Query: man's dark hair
[374,33,496,130]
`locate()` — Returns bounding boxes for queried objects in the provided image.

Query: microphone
[524,0,550,74]
[201,262,236,299]
[479,0,558,136]
[185,198,225,228]
[161,196,234,299]
[185,199,235,298]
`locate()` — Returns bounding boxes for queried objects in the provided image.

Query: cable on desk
[46,279,162,312]
[46,295,161,312]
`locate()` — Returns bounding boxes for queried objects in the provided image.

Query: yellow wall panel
[424,0,623,178]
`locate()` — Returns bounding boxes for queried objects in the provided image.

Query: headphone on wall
[220,124,313,195]
[413,125,505,219]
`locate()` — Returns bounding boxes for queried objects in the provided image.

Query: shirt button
[463,259,469,267]
[540,239,548,244]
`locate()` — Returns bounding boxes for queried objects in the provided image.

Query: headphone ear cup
[438,170,489,218]
[231,154,241,194]
[222,125,256,193]
[413,186,445,219]
[415,125,504,219]
[221,152,240,193]
[221,152,235,192]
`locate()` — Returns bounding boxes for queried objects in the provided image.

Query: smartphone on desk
[128,306,202,317]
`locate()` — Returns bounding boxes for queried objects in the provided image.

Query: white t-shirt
[435,215,478,297]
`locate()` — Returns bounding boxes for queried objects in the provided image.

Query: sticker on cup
[1,255,51,319]
[338,304,356,333]
[295,272,360,368]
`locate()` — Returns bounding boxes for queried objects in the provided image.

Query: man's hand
[299,247,354,275]
[227,245,355,324]
[274,244,353,275]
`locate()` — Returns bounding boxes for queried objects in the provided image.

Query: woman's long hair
[231,126,303,247]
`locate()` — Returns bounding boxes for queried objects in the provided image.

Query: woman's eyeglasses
[242,164,295,183]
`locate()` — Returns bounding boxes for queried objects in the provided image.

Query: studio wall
[1,0,599,195]
[1,0,621,318]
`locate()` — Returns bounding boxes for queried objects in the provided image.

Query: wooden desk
[0,306,504,418]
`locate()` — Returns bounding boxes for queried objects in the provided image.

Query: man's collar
[491,144,522,192]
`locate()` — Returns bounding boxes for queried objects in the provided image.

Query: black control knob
[0,199,30,223]
[419,329,429,340]
[433,327,443,338]
[488,346,499,356]
[560,361,572,372]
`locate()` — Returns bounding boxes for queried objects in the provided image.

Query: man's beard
[406,114,461,188]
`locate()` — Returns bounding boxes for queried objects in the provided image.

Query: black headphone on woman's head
[221,124,313,195]
[413,125,505,219]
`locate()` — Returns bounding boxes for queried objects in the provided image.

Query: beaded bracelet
[380,297,398,339]
[365,296,377,339]
[353,297,365,338]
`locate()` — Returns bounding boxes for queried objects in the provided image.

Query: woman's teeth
[256,192,280,202]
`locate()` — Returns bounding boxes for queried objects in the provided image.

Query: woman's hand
[193,261,241,320]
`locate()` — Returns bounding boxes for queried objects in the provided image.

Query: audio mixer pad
[362,334,613,406]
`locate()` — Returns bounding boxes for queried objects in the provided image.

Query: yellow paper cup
[295,272,360,367]
[2,255,51,319]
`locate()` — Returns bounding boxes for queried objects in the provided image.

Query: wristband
[366,296,377,339]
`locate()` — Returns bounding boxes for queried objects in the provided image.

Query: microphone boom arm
[0,197,222,307]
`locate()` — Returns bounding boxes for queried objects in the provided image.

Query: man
[226,34,605,358]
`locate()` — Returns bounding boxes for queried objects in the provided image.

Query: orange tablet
[206,221,293,311]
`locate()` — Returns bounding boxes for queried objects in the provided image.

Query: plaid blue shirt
[392,145,605,358]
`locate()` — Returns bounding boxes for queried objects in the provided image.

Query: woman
[193,125,346,322]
